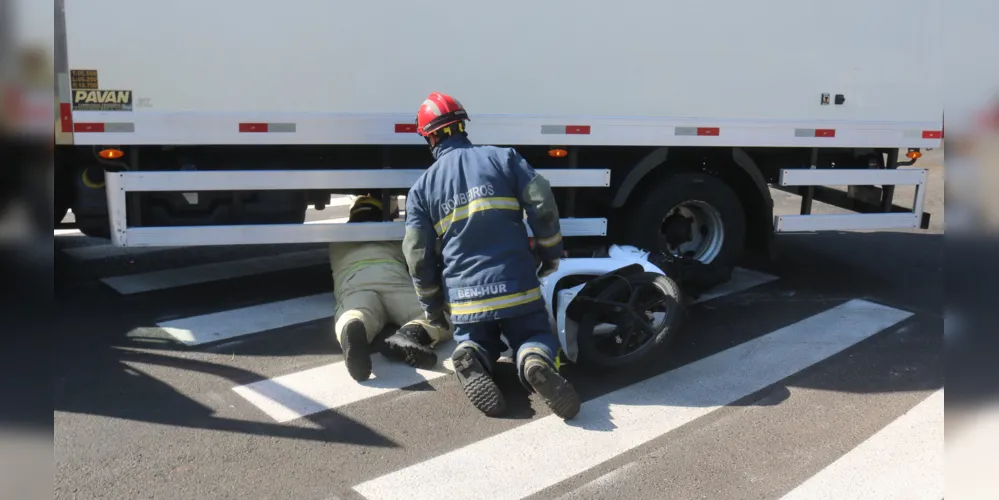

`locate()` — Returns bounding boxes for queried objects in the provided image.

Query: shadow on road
[54,344,401,447]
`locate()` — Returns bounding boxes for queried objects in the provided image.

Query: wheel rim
[659,200,725,263]
[584,281,672,360]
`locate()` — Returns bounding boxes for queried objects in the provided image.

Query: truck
[53,0,942,294]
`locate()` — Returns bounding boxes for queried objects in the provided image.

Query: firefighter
[401,92,581,419]
[330,195,454,382]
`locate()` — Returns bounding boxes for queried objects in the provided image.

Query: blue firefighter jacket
[402,134,563,325]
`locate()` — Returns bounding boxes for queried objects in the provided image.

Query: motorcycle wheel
[574,272,684,368]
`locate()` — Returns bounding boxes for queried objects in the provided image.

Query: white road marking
[351,299,914,500]
[778,389,943,500]
[308,195,406,210]
[228,267,775,422]
[305,217,349,225]
[54,228,82,236]
[232,339,459,422]
[101,249,329,295]
[157,292,334,346]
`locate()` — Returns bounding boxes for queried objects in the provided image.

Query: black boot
[522,354,580,420]
[340,319,371,382]
[383,324,438,369]
[451,343,506,417]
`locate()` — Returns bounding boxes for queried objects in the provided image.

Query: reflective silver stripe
[435,197,521,235]
[416,285,440,298]
[449,288,543,316]
[267,123,296,133]
[104,123,135,133]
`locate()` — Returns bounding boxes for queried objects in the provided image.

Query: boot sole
[526,363,581,420]
[385,340,438,370]
[341,322,371,382]
[452,348,506,417]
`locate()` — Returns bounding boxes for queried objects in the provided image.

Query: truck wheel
[574,272,684,369]
[619,172,746,294]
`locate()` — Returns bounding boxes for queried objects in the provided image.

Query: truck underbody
[55,142,932,293]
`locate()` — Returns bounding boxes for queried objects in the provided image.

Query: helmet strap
[426,121,467,149]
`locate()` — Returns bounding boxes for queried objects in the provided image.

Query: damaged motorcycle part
[573,272,684,368]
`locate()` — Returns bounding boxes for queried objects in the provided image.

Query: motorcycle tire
[574,271,684,369]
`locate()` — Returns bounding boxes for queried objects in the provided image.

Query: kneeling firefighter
[402,92,581,419]
[330,195,454,382]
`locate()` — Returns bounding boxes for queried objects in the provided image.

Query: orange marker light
[906,149,922,160]
[98,148,124,160]
[548,148,568,158]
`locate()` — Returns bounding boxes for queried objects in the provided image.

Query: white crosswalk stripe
[157,292,335,346]
[232,339,459,423]
[350,299,915,500]
[778,388,943,500]
[101,249,330,295]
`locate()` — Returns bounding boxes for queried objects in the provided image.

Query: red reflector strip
[541,125,591,135]
[74,123,105,133]
[922,130,942,139]
[60,102,73,133]
[239,123,269,133]
[795,128,836,138]
[239,123,296,133]
[675,127,720,136]
[395,123,418,133]
[73,122,135,133]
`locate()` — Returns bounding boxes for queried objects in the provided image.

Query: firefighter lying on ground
[330,196,454,382]
[401,92,582,420]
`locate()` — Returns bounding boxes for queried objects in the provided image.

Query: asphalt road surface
[53,151,944,500]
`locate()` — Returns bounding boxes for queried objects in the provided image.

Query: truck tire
[574,272,684,369]
[618,172,746,294]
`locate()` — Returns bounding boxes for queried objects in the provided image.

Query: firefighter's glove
[538,259,560,278]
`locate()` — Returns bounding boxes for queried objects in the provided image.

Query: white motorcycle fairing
[539,245,669,363]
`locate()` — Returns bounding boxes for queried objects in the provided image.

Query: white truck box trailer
[53,0,943,291]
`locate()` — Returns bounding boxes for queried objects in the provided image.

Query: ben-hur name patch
[72,89,133,111]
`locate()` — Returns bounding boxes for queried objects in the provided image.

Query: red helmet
[416,92,469,137]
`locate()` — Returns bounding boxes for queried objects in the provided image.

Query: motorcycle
[537,244,687,369]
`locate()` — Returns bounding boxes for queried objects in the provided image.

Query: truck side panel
[61,0,942,148]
